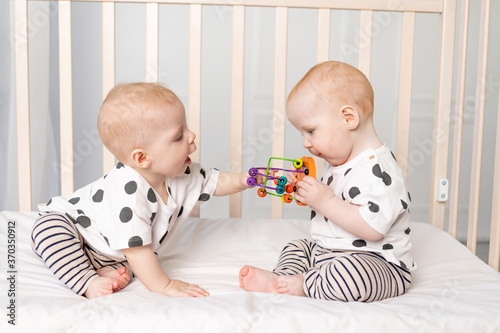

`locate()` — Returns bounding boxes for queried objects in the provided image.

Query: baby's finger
[187,284,210,297]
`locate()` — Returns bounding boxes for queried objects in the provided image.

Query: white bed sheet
[1,211,500,333]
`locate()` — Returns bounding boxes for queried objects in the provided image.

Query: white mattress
[1,211,500,332]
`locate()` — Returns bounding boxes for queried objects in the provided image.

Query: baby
[239,61,415,302]
[32,82,263,299]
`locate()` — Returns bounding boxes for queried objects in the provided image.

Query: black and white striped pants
[31,212,131,296]
[272,239,411,302]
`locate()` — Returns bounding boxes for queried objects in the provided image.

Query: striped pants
[31,213,131,296]
[272,239,411,302]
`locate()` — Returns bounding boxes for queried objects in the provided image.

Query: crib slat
[428,0,456,230]
[449,0,470,238]
[146,3,159,82]
[59,1,75,195]
[271,7,288,219]
[314,8,329,177]
[45,0,444,13]
[15,0,32,211]
[396,11,415,177]
[102,2,117,174]
[490,93,500,270]
[467,0,491,254]
[229,6,245,218]
[188,4,202,165]
[358,10,372,80]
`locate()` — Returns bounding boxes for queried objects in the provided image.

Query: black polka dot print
[349,187,360,199]
[382,244,393,250]
[341,192,346,201]
[372,164,392,186]
[147,188,157,203]
[47,198,52,206]
[400,261,408,270]
[391,151,397,161]
[69,197,80,205]
[124,181,138,195]
[177,206,184,217]
[200,169,206,179]
[119,207,133,222]
[344,168,352,176]
[167,187,172,195]
[160,231,168,244]
[150,212,156,224]
[103,235,110,246]
[116,162,124,169]
[324,216,328,223]
[92,189,104,203]
[310,210,316,220]
[198,193,210,202]
[408,192,412,201]
[327,175,333,186]
[185,166,191,174]
[405,227,411,235]
[352,239,367,247]
[128,236,143,247]
[169,214,173,223]
[77,215,91,228]
[401,199,408,210]
[368,201,379,213]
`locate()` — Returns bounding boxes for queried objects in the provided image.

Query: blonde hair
[97,82,182,161]
[288,61,374,117]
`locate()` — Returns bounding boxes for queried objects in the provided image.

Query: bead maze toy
[247,156,316,205]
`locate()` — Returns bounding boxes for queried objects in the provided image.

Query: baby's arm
[122,246,209,297]
[214,171,272,196]
[294,176,383,241]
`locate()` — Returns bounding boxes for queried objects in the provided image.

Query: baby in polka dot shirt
[240,61,415,302]
[32,83,265,299]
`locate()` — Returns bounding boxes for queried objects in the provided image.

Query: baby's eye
[174,132,183,141]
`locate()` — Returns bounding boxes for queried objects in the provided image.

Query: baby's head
[286,61,379,166]
[288,61,374,119]
[98,82,185,164]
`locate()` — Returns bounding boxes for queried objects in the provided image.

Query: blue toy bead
[276,185,285,194]
[278,176,287,186]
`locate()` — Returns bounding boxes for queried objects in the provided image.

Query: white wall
[1,1,499,241]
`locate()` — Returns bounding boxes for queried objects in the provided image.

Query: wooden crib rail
[13,0,500,269]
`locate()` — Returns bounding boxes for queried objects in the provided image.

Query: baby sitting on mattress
[32,82,264,299]
[239,61,416,302]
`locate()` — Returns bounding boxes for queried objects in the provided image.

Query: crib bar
[146,3,159,82]
[102,2,117,173]
[428,0,456,230]
[358,10,372,80]
[59,1,75,195]
[271,7,288,219]
[315,8,329,176]
[396,11,415,177]
[490,92,500,270]
[188,4,202,165]
[467,0,491,254]
[448,0,470,238]
[229,5,245,218]
[32,0,444,13]
[15,0,32,211]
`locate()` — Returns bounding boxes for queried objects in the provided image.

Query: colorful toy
[247,156,316,205]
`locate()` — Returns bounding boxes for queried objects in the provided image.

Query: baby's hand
[294,176,334,210]
[162,279,209,297]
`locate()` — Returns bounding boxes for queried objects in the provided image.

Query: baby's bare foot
[239,265,279,293]
[274,274,306,296]
[84,276,117,299]
[97,266,131,291]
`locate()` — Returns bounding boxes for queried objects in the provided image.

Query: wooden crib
[3,0,500,331]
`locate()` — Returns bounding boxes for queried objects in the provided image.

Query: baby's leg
[272,239,316,276]
[238,265,279,293]
[32,213,99,296]
[97,266,131,291]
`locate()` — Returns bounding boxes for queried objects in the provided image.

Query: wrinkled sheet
[1,211,500,333]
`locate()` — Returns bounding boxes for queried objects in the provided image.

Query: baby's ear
[340,105,360,129]
[130,149,151,169]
